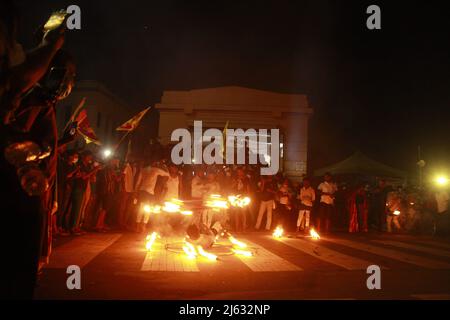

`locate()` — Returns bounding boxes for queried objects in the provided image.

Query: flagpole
[63,97,86,132]
[115,130,133,152]
[114,106,152,152]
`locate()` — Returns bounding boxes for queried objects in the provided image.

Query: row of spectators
[54,149,450,237]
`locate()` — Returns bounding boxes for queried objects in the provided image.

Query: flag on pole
[76,109,101,145]
[63,97,86,132]
[116,107,151,132]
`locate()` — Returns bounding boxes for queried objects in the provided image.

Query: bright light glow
[273,226,284,239]
[197,245,217,261]
[153,205,161,214]
[228,195,251,208]
[228,195,238,206]
[143,204,161,214]
[393,210,401,216]
[310,228,320,240]
[162,200,182,213]
[241,197,251,207]
[143,204,152,213]
[145,232,158,251]
[228,235,247,248]
[103,148,112,158]
[180,210,193,216]
[182,242,197,259]
[436,176,449,186]
[232,248,253,257]
[206,194,229,211]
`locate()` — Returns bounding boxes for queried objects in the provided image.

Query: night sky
[15,0,450,178]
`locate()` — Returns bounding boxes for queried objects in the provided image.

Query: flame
[228,195,251,208]
[143,204,161,214]
[309,228,320,240]
[232,248,253,257]
[197,245,217,261]
[273,226,284,239]
[143,204,152,213]
[241,197,251,207]
[153,205,161,214]
[228,195,239,207]
[162,200,182,213]
[393,210,401,216]
[142,199,192,216]
[228,235,247,248]
[145,232,158,251]
[182,241,197,259]
[205,194,229,210]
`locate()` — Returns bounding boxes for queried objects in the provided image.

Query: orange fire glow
[228,235,247,248]
[309,228,320,240]
[145,232,158,251]
[273,226,284,239]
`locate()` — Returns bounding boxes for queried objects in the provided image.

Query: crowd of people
[53,150,450,239]
[1,1,449,300]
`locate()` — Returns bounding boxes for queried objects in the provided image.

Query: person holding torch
[386,190,402,233]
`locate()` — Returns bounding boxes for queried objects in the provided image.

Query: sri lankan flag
[116,107,151,132]
[76,109,101,145]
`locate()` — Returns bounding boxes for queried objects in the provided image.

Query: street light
[103,148,113,159]
[435,175,449,187]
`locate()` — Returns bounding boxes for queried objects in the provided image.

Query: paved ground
[35,231,450,300]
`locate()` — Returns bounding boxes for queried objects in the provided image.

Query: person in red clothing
[348,184,369,233]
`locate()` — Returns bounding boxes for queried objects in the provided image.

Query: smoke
[150,215,191,237]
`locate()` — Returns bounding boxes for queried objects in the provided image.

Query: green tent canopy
[314,152,407,178]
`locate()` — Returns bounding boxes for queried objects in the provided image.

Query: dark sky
[15,0,450,177]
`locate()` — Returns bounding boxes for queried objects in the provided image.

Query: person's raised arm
[3,27,65,124]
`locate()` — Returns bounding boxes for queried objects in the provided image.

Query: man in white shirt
[164,164,181,201]
[316,173,337,233]
[135,162,170,233]
[297,177,315,233]
[138,163,170,198]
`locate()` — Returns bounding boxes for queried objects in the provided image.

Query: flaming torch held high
[273,226,284,239]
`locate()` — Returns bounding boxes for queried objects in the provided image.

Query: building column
[282,114,309,181]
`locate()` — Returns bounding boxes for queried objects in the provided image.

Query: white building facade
[156,86,313,180]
